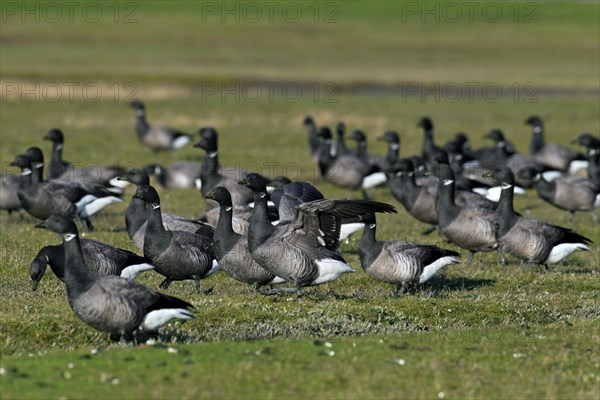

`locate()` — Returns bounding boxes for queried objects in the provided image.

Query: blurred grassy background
[1,1,599,399]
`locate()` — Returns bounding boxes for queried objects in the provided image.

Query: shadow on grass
[424,275,496,292]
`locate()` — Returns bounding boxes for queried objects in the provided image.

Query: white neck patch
[154,166,161,175]
[63,233,76,242]
[390,143,400,151]
[369,223,376,229]
[152,203,160,209]
[22,168,32,176]
[395,171,403,177]
[533,126,542,134]
[136,109,145,117]
[443,179,454,186]
[225,206,232,212]
[501,183,513,190]
[259,192,267,198]
[55,144,63,151]
[208,151,218,158]
[34,162,44,168]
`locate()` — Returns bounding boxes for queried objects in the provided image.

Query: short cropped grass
[1,1,599,399]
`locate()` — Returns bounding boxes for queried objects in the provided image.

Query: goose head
[194,127,218,153]
[44,128,64,144]
[430,162,455,184]
[483,166,514,187]
[132,184,161,206]
[128,99,145,111]
[525,115,543,128]
[238,173,268,193]
[30,252,48,292]
[316,127,333,141]
[26,146,44,165]
[205,186,233,208]
[303,115,315,127]
[35,214,78,236]
[484,129,506,143]
[118,168,150,186]
[10,154,32,170]
[417,116,433,131]
[378,130,400,145]
[348,129,366,143]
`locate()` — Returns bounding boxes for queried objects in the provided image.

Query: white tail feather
[545,243,589,264]
[568,160,589,175]
[419,256,460,283]
[542,170,563,182]
[77,196,122,217]
[362,172,387,189]
[120,263,155,280]
[171,135,192,150]
[139,309,194,332]
[312,259,355,285]
[269,276,287,284]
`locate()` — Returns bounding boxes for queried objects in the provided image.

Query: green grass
[1,1,599,399]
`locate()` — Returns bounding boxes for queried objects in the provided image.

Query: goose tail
[139,308,194,332]
[419,256,460,283]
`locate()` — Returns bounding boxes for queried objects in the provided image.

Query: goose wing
[283,199,396,252]
[271,182,325,223]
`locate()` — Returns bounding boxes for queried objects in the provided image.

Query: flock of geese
[1,99,598,342]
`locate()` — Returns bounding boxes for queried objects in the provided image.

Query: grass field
[1,1,599,399]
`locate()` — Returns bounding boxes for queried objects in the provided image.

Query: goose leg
[361,189,371,200]
[467,251,475,265]
[84,218,95,232]
[194,278,201,293]
[395,283,406,296]
[567,211,574,224]
[592,210,598,224]
[525,261,534,271]
[159,277,172,289]
[421,225,437,235]
[262,287,300,296]
[498,248,507,266]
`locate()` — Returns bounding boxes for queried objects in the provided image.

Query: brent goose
[129,100,193,151]
[35,214,194,341]
[133,185,217,291]
[239,173,396,297]
[358,213,460,295]
[485,166,592,267]
[144,161,203,189]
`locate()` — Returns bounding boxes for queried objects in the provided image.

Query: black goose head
[238,173,268,193]
[348,129,366,143]
[26,147,44,164]
[390,158,414,175]
[430,162,455,184]
[118,168,150,186]
[194,127,218,152]
[30,251,49,291]
[205,186,233,207]
[129,99,145,111]
[485,129,506,143]
[44,128,64,143]
[316,127,333,141]
[418,117,433,131]
[132,185,161,205]
[408,156,426,175]
[359,212,377,226]
[303,115,315,127]
[10,154,32,170]
[525,115,543,128]
[378,130,400,144]
[572,133,600,151]
[484,166,515,186]
[270,175,292,189]
[517,165,542,183]
[432,150,450,165]
[35,214,78,236]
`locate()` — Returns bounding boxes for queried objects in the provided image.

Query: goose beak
[482,171,493,178]
[116,175,126,182]
[34,220,47,229]
[205,191,215,200]
[32,280,39,292]
[238,178,249,187]
[43,135,51,141]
